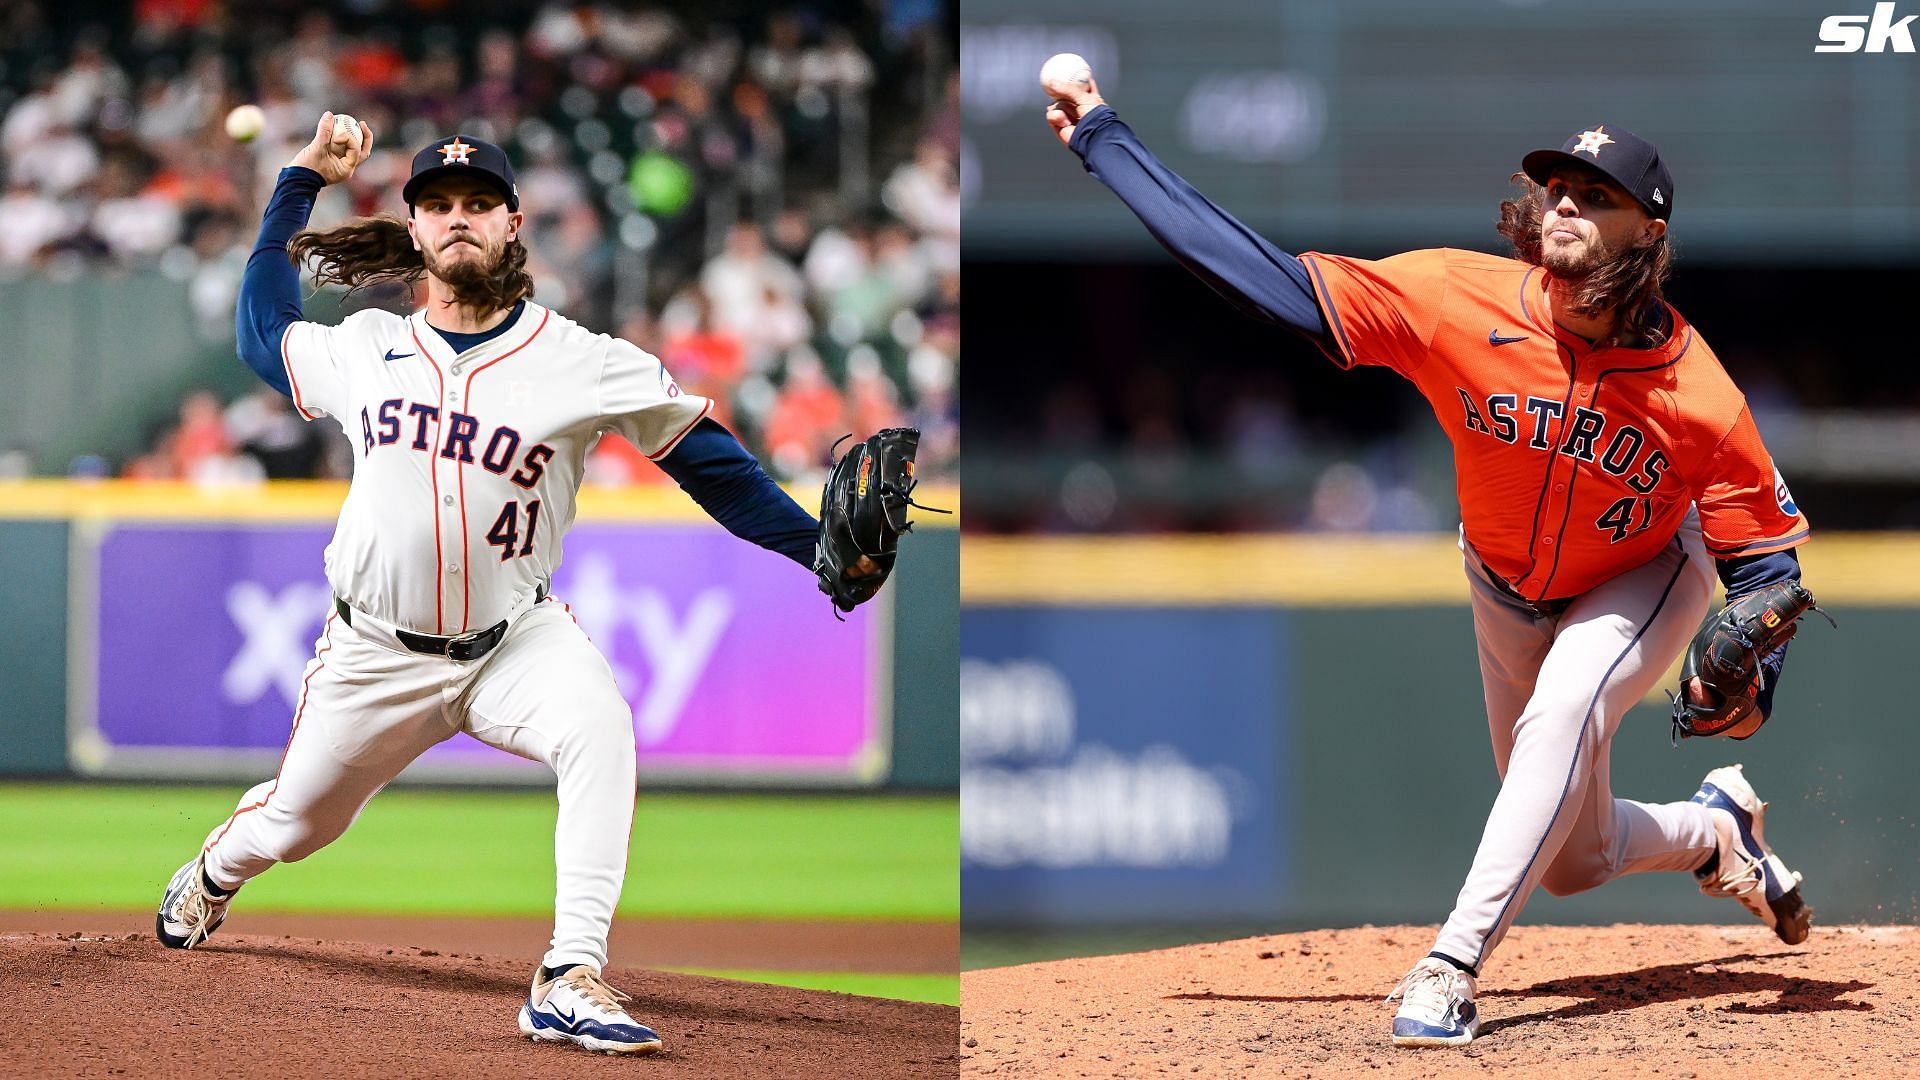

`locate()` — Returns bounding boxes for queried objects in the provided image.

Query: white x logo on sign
[222,580,333,709]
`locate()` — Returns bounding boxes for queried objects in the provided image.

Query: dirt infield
[0,928,957,1078]
[960,924,1919,1078]
[0,909,956,974]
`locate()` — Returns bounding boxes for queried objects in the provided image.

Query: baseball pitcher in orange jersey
[1045,66,1814,1047]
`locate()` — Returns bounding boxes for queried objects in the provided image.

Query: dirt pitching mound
[1,931,956,1079]
[960,924,1920,1078]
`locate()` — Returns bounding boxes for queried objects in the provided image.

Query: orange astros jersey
[1299,247,1808,601]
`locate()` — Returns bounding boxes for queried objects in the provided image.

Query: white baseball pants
[200,597,636,973]
[1429,512,1723,974]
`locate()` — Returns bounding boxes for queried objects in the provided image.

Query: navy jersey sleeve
[1069,105,1327,339]
[655,418,818,569]
[1714,549,1801,724]
[236,166,326,396]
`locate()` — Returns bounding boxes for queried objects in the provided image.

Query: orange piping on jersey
[205,611,337,856]
[409,324,449,634]
[450,307,550,630]
[555,597,590,640]
[646,397,715,461]
[280,324,318,420]
[455,421,468,631]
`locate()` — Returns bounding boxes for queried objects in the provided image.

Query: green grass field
[0,783,957,1004]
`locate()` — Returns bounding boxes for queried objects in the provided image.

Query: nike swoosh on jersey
[1488,330,1529,346]
[383,349,414,362]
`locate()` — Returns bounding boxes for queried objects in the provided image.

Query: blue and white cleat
[1692,764,1812,945]
[155,855,238,950]
[1388,957,1479,1048]
[518,966,664,1055]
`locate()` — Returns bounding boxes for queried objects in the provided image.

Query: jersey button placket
[439,362,465,632]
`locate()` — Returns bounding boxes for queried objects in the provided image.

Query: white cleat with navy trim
[1388,957,1479,1047]
[518,966,664,1055]
[1692,763,1813,945]
[155,855,238,950]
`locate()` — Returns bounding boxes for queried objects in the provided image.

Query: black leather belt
[334,584,546,662]
[1479,562,1573,619]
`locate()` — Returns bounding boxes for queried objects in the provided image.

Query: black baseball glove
[1669,580,1831,742]
[813,428,947,616]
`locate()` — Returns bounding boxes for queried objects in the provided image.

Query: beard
[420,232,530,314]
[423,234,502,288]
[1538,225,1616,280]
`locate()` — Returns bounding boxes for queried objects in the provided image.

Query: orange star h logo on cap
[439,138,473,165]
[1573,126,1616,158]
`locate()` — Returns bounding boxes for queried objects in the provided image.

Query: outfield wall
[960,534,1920,928]
[0,481,958,791]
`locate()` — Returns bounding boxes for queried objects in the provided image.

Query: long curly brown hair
[1496,174,1673,348]
[286,215,535,312]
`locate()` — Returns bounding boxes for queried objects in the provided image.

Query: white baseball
[225,104,265,143]
[1039,53,1092,98]
[332,113,361,147]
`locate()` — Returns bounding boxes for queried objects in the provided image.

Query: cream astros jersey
[280,302,711,633]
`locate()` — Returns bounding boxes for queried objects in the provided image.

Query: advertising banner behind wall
[960,607,1289,924]
[76,522,885,785]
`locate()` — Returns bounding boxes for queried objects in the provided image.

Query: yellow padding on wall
[0,479,960,526]
[962,533,1919,606]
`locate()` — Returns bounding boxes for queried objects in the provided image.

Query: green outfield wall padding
[1,276,358,474]
[0,520,71,774]
[891,527,959,789]
[1283,607,1915,928]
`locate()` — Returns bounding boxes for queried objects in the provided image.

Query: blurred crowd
[0,0,958,486]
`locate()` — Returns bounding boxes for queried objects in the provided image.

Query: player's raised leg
[459,599,661,1055]
[158,612,461,948]
[1428,525,1717,978]
[1478,521,1727,901]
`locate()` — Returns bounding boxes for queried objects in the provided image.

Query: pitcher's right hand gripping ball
[813,427,947,616]
[1041,53,1105,147]
[1670,581,1830,741]
[288,110,374,186]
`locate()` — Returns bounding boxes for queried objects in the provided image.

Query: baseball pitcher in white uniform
[155,112,886,1056]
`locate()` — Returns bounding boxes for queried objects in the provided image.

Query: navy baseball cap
[402,134,519,211]
[1521,125,1673,221]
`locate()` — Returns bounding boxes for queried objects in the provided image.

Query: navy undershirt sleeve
[1069,105,1328,339]
[236,166,327,396]
[655,418,818,569]
[1713,549,1802,723]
